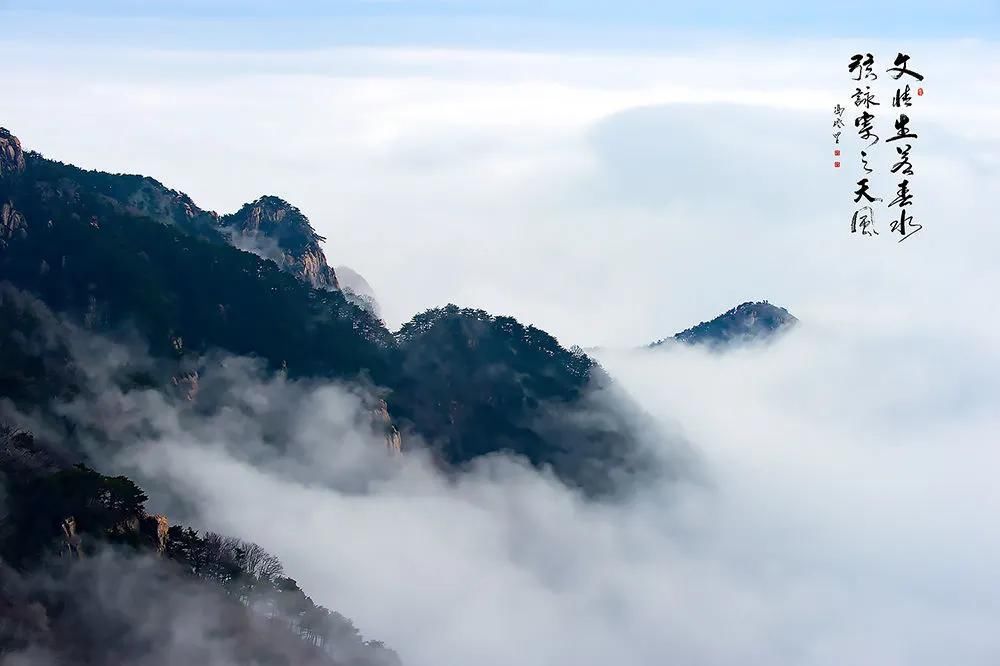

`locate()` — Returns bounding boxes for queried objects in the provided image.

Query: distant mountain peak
[652,301,797,348]
[220,195,339,290]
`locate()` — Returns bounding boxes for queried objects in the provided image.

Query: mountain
[0,422,400,666]
[392,305,660,493]
[0,127,659,495]
[650,301,797,348]
[0,124,681,662]
[220,196,339,290]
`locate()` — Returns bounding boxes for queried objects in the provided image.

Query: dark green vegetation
[0,124,668,660]
[0,423,399,665]
[0,125,666,663]
[0,148,394,381]
[394,306,657,491]
[0,126,653,495]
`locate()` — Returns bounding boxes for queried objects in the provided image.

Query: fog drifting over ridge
[2,25,998,664]
[90,309,999,666]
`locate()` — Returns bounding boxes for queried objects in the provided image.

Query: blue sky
[3,0,997,49]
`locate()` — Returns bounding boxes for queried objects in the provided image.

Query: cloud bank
[2,39,996,345]
[49,309,995,666]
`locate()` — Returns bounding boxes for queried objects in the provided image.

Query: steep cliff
[0,201,26,246]
[0,129,26,247]
[0,128,25,176]
[221,196,339,290]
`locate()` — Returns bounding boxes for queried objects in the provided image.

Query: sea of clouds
[2,25,999,666]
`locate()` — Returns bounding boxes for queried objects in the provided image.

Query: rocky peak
[0,128,25,176]
[652,301,798,348]
[220,196,338,290]
[0,129,27,247]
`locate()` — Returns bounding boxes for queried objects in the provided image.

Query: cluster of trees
[2,462,149,566]
[0,423,399,665]
[166,527,388,658]
[665,301,797,347]
[391,304,614,475]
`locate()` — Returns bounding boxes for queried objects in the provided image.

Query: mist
[3,38,997,346]
[3,13,998,665]
[43,303,989,666]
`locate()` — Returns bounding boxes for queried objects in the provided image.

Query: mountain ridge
[0,125,659,497]
[220,195,340,290]
[650,300,797,349]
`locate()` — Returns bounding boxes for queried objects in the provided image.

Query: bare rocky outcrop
[371,398,402,453]
[220,196,339,290]
[171,369,200,401]
[61,517,83,559]
[0,128,25,176]
[0,201,26,244]
[0,129,27,248]
[140,514,170,554]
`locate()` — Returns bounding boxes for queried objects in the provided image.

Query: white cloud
[97,313,1000,666]
[2,40,997,344]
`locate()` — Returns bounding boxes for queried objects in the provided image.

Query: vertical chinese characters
[848,52,881,237]
[886,53,924,242]
[841,51,925,242]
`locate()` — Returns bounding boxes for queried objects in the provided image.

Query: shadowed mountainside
[0,126,663,496]
[0,422,400,666]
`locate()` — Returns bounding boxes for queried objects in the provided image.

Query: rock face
[170,370,200,402]
[0,201,26,243]
[0,128,25,176]
[370,398,403,453]
[0,129,27,248]
[60,517,83,558]
[651,301,798,348]
[221,196,339,290]
[140,514,170,554]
